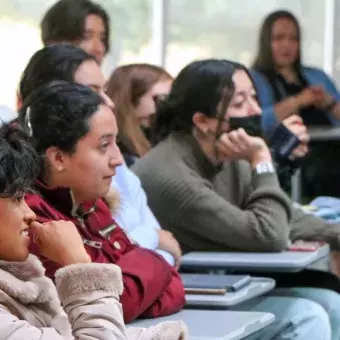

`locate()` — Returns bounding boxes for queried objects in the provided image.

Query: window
[166,0,326,75]
[0,0,331,108]
[0,0,153,109]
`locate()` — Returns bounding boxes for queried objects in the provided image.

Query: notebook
[181,273,251,294]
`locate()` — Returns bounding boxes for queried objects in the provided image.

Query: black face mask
[228,115,263,138]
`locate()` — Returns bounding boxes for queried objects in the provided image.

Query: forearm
[274,97,297,121]
[330,102,340,120]
[290,207,340,250]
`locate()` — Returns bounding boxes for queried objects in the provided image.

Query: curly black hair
[0,123,39,198]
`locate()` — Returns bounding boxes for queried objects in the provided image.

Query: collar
[168,132,221,179]
[34,179,97,218]
[0,255,61,315]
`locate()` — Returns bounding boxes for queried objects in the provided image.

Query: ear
[192,112,211,134]
[45,146,68,173]
[16,91,22,111]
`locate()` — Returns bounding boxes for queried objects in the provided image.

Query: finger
[284,115,303,125]
[218,134,239,154]
[298,133,310,144]
[29,221,44,233]
[227,131,243,152]
[235,128,252,147]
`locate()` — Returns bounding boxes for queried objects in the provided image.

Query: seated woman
[18,44,181,268]
[0,120,187,339]
[251,10,340,197]
[106,63,172,166]
[18,81,185,323]
[133,59,340,338]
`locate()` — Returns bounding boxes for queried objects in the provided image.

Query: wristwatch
[254,161,275,175]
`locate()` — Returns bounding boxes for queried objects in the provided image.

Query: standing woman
[106,64,172,166]
[251,10,340,197]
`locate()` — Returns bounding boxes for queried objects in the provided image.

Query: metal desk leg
[291,168,302,203]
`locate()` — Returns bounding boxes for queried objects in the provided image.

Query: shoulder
[248,69,273,97]
[302,66,331,82]
[25,191,62,221]
[249,69,269,85]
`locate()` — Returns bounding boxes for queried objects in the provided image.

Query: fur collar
[0,254,62,315]
[104,188,121,213]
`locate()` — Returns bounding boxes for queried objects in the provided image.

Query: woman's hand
[295,86,320,108]
[282,115,309,159]
[158,229,182,269]
[30,220,91,266]
[216,128,272,167]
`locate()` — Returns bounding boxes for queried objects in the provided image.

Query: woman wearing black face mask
[228,62,309,193]
[133,60,340,338]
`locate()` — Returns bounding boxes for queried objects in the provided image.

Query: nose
[248,98,261,116]
[22,199,36,224]
[101,92,115,110]
[109,146,124,169]
[92,38,106,63]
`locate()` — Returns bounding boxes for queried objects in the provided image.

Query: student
[41,0,109,64]
[18,55,334,340]
[0,119,187,339]
[251,10,340,197]
[18,44,181,268]
[18,81,185,323]
[106,64,173,166]
[133,59,340,338]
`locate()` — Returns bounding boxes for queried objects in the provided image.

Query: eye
[233,100,244,109]
[100,142,109,151]
[13,194,24,204]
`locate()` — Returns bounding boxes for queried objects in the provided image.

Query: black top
[266,71,332,126]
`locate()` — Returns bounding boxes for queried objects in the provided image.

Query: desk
[180,245,329,273]
[308,126,340,142]
[291,126,340,202]
[129,310,275,340]
[185,277,275,308]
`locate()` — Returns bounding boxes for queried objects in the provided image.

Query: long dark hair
[153,59,236,143]
[252,10,302,73]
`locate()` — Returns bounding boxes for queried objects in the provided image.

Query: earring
[57,166,63,172]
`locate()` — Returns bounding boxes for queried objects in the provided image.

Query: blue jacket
[250,67,340,137]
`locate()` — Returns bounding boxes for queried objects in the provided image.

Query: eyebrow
[98,133,115,141]
[234,87,256,95]
[84,29,106,35]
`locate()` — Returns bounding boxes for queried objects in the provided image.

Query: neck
[192,129,221,166]
[276,65,297,83]
[42,172,82,207]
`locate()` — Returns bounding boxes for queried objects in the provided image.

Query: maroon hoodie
[26,180,185,323]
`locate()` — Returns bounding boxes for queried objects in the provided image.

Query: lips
[20,230,29,236]
[103,173,115,179]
